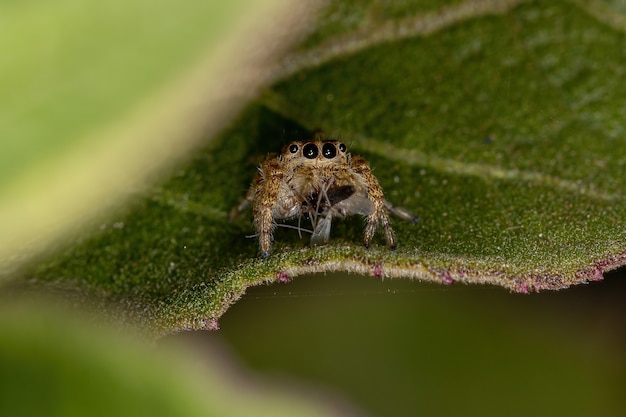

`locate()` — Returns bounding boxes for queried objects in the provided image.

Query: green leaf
[0,303,351,417]
[17,0,626,334]
[217,273,626,417]
[0,0,320,278]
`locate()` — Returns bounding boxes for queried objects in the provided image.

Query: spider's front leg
[350,155,396,250]
[252,158,284,258]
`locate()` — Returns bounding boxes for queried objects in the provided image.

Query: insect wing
[333,195,374,216]
[311,215,332,246]
[325,185,355,207]
[384,200,418,223]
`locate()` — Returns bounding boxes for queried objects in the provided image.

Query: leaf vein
[270,0,527,81]
[569,0,626,32]
[151,189,226,220]
[357,137,625,202]
[260,92,624,203]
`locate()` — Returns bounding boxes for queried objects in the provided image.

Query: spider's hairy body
[230,139,416,258]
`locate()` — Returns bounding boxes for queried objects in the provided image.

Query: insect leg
[307,178,338,246]
[228,186,254,221]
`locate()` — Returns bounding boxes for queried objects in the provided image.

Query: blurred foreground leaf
[0,303,350,417]
[0,0,320,278]
[18,0,626,334]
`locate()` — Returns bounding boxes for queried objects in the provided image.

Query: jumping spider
[230,138,417,258]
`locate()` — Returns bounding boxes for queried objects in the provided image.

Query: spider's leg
[253,158,284,258]
[350,156,396,250]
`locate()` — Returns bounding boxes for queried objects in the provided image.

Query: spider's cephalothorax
[230,139,416,258]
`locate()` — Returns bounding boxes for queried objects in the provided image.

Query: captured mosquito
[229,138,417,258]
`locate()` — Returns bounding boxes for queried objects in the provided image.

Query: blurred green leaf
[0,0,320,278]
[1,0,241,183]
[20,0,626,334]
[0,302,351,417]
[212,272,626,417]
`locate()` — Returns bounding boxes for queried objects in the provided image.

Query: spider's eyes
[322,143,337,159]
[289,144,299,153]
[303,143,318,159]
[339,143,346,153]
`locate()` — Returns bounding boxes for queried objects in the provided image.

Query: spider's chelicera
[230,139,417,258]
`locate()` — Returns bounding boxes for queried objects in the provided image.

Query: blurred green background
[186,268,626,417]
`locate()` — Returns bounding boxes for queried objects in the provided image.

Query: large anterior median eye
[322,143,337,159]
[303,143,318,159]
